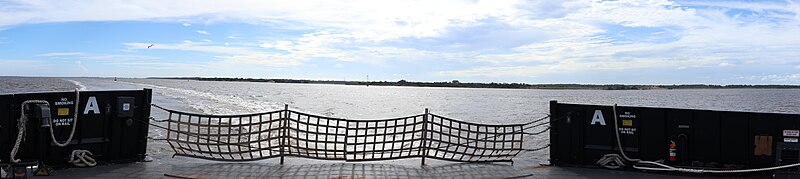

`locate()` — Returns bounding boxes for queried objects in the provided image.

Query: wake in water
[64,78,88,91]
[110,79,284,115]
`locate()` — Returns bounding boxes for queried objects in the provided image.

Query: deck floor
[24,156,762,179]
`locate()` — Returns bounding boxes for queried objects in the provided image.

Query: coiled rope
[69,150,97,167]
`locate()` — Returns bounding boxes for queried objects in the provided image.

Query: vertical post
[549,100,558,165]
[37,106,50,176]
[421,108,429,165]
[280,104,288,165]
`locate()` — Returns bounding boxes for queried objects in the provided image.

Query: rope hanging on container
[9,89,82,163]
[49,89,81,147]
[10,100,49,163]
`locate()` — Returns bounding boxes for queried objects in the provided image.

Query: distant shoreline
[149,77,800,90]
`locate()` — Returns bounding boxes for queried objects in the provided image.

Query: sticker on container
[784,138,798,143]
[58,108,70,116]
[783,130,799,137]
[622,120,633,127]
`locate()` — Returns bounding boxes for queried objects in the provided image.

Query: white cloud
[123,41,305,69]
[2,0,799,82]
[36,52,85,57]
[0,0,528,42]
[36,52,161,63]
[0,60,55,76]
[741,74,800,82]
[182,23,191,26]
[796,65,800,70]
[75,61,89,73]
[439,56,724,78]
[124,41,258,54]
[213,54,303,67]
[567,0,697,27]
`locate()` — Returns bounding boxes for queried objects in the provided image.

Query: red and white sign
[784,130,799,137]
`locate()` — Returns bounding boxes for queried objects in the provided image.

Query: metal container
[0,89,152,168]
[550,100,800,174]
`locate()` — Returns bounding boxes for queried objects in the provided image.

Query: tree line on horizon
[151,77,800,90]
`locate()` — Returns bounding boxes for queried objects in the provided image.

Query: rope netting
[424,114,523,162]
[162,108,284,161]
[153,105,537,163]
[340,113,426,161]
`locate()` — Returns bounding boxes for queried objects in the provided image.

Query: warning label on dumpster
[618,111,636,135]
[53,97,75,127]
[784,130,799,137]
[53,118,73,126]
[619,127,637,135]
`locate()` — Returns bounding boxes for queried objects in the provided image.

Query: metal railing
[152,104,544,164]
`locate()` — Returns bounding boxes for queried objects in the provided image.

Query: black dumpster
[549,100,800,175]
[0,89,152,169]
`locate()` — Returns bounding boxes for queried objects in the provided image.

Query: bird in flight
[147,44,154,48]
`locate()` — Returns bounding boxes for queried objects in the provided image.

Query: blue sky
[0,0,799,84]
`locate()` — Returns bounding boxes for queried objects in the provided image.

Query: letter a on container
[591,110,606,125]
[84,96,100,114]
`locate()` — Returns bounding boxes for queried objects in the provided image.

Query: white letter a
[83,96,100,114]
[590,110,606,125]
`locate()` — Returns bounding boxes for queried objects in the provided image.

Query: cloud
[438,56,724,78]
[740,74,800,83]
[0,60,55,76]
[124,41,258,54]
[2,0,799,83]
[182,23,191,26]
[36,52,85,57]
[75,61,89,73]
[567,0,697,27]
[36,52,161,63]
[123,41,304,69]
[213,53,303,67]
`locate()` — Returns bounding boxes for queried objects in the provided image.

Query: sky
[0,0,799,85]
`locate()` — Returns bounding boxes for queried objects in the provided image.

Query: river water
[2,77,799,166]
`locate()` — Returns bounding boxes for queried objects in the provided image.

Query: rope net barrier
[154,105,538,163]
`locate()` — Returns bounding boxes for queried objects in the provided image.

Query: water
[0,76,84,94]
[2,77,800,165]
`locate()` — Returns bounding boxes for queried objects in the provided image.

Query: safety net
[154,105,530,163]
